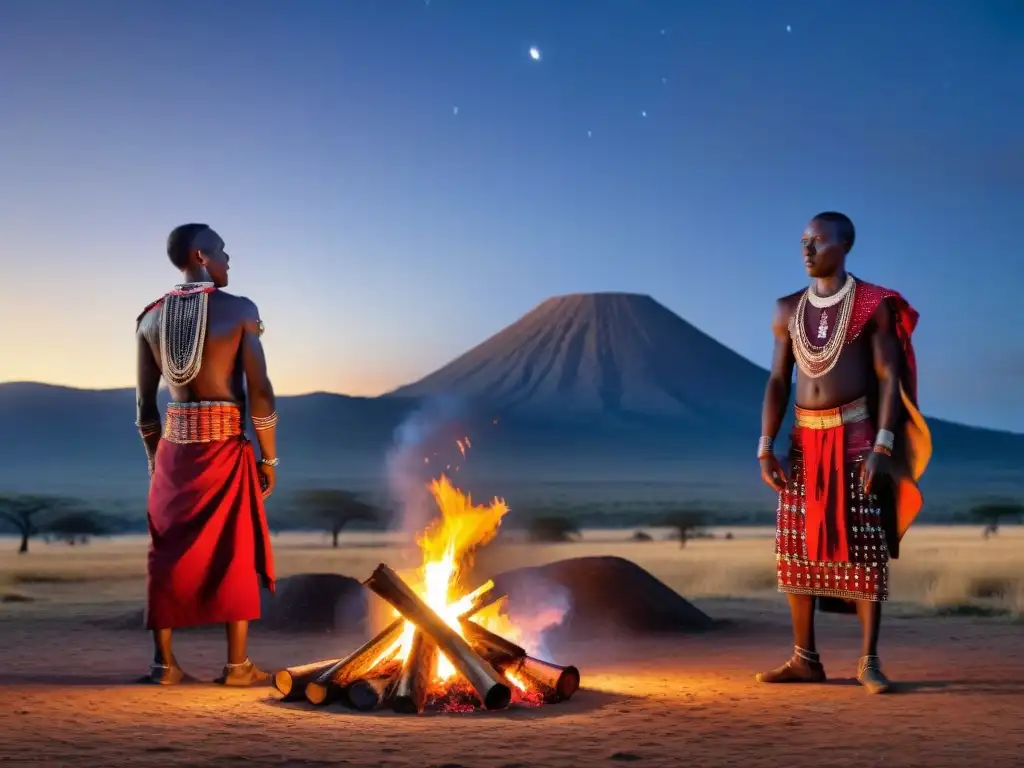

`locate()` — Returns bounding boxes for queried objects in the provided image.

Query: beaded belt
[163,401,243,444]
[794,396,869,430]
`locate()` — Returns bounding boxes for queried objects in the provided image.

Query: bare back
[138,291,253,407]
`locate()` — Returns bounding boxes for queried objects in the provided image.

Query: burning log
[365,563,512,711]
[464,584,505,616]
[345,664,401,711]
[391,629,438,714]
[305,618,405,706]
[500,656,580,703]
[273,659,343,702]
[461,619,526,666]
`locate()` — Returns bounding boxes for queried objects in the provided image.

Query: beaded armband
[251,412,278,431]
[135,419,161,438]
[757,436,774,459]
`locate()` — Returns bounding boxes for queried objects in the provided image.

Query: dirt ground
[2,596,1022,768]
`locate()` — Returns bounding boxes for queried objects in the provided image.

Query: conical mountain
[389,292,767,420]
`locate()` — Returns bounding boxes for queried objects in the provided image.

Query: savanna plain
[2,526,1022,767]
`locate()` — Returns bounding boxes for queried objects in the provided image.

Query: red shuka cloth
[146,436,275,629]
[798,417,875,564]
[800,423,848,563]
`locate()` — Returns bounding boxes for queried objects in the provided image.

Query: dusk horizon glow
[1,1,1021,431]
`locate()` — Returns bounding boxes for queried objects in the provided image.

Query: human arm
[758,298,796,491]
[135,329,162,476]
[862,298,901,493]
[240,299,277,497]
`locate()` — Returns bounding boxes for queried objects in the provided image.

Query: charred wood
[273,659,342,702]
[391,630,438,714]
[500,655,580,702]
[365,563,512,710]
[304,617,405,706]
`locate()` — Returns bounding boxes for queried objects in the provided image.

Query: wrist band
[872,444,892,457]
[259,457,279,467]
[757,435,774,459]
[875,429,895,451]
[251,412,278,431]
[135,419,161,438]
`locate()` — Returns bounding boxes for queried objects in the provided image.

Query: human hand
[759,454,788,493]
[258,461,277,499]
[860,450,890,495]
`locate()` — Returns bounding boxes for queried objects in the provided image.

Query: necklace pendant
[817,310,829,340]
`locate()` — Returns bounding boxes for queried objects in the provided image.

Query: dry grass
[1,525,1022,617]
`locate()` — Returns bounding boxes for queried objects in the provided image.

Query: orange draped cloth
[845,280,932,556]
[145,402,275,630]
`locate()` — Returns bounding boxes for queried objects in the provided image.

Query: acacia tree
[44,511,115,546]
[970,500,1024,539]
[662,509,711,549]
[0,494,78,554]
[296,489,380,548]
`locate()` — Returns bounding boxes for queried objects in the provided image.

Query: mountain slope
[389,293,767,421]
[2,292,1023,504]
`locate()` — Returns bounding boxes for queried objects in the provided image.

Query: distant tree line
[0,494,123,553]
[3,490,1021,554]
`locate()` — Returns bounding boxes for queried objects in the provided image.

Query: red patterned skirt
[776,397,889,602]
[146,402,275,629]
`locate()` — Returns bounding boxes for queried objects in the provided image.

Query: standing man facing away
[755,212,931,693]
[135,223,278,686]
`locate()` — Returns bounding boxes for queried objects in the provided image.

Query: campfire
[274,474,580,714]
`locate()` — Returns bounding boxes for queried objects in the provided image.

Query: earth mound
[492,556,713,641]
[259,573,367,633]
[94,573,368,634]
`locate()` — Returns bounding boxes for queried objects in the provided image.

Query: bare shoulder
[771,289,803,333]
[218,291,263,334]
[774,286,806,319]
[136,298,163,341]
[776,289,803,312]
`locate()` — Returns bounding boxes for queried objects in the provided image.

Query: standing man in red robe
[135,223,278,685]
[755,212,932,693]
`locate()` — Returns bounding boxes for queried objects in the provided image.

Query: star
[587,129,592,138]
[641,110,647,118]
[786,24,792,32]
[453,106,459,116]
[529,46,541,61]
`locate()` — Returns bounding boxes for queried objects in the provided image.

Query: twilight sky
[0,1,1021,431]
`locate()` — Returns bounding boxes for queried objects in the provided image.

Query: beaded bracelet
[135,419,161,438]
[756,435,774,459]
[251,412,278,431]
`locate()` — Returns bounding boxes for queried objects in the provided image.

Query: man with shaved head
[755,211,932,693]
[135,223,278,685]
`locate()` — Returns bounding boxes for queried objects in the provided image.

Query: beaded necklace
[791,275,857,378]
[159,282,216,387]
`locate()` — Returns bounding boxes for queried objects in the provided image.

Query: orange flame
[386,473,512,682]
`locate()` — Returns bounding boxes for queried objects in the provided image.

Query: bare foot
[756,654,827,684]
[216,658,272,687]
[857,656,891,694]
